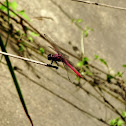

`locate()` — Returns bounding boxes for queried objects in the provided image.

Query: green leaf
[99,58,108,67]
[0,5,7,11]
[10,11,16,17]
[28,37,33,42]
[75,76,80,81]
[86,26,93,31]
[82,57,89,65]
[110,118,119,126]
[15,30,21,36]
[115,71,123,77]
[77,61,83,68]
[19,43,24,52]
[122,64,126,68]
[40,48,44,55]
[0,1,17,17]
[0,1,17,11]
[85,71,93,76]
[94,54,99,59]
[107,74,114,83]
[84,30,88,37]
[117,120,124,126]
[72,19,76,23]
[30,31,40,37]
[122,111,126,118]
[18,10,30,21]
[72,18,83,23]
[110,119,116,126]
[83,27,93,37]
[9,1,18,10]
[76,19,83,23]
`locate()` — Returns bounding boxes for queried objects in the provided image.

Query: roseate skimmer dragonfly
[44,34,82,81]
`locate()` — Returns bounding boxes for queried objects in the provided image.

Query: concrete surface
[0,0,126,126]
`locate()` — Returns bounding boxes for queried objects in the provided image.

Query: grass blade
[0,0,10,62]
[0,35,33,126]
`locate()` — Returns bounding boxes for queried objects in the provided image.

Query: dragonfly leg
[51,60,59,67]
[51,60,54,64]
[55,61,59,66]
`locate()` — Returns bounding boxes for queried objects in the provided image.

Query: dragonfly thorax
[48,54,63,62]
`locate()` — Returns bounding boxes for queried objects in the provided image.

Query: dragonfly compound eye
[48,54,53,60]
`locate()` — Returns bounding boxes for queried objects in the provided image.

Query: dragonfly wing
[44,34,61,53]
[63,62,79,83]
[44,34,69,59]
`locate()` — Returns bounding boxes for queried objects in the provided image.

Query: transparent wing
[44,34,69,59]
[63,62,79,83]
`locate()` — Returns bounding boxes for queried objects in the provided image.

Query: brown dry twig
[72,0,126,11]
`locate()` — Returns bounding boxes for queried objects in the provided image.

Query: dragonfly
[44,34,82,81]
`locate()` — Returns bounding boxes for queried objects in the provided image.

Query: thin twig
[72,0,126,11]
[0,51,58,69]
[81,30,84,57]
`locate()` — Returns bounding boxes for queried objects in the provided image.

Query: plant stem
[0,35,34,126]
[81,30,84,57]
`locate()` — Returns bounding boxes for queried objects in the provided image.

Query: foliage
[109,111,126,126]
[30,31,40,37]
[0,0,30,20]
[72,18,93,37]
[40,48,45,55]
[110,118,124,126]
[77,57,89,68]
[99,58,108,67]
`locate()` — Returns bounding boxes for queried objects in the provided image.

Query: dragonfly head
[48,54,53,60]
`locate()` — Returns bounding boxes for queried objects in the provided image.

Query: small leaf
[77,61,83,68]
[0,5,7,11]
[40,48,44,55]
[107,74,114,83]
[75,76,80,81]
[122,64,126,68]
[19,43,24,52]
[110,119,116,126]
[15,30,20,36]
[109,118,119,126]
[115,72,123,77]
[18,10,30,21]
[72,18,83,23]
[85,26,93,31]
[99,58,108,67]
[76,19,83,23]
[117,120,124,126]
[30,31,40,37]
[82,57,89,65]
[82,57,89,69]
[122,111,126,118]
[90,28,94,31]
[72,19,76,23]
[0,1,17,11]
[0,1,17,17]
[94,55,99,59]
[10,1,18,10]
[84,30,88,37]
[85,71,93,76]
[10,11,16,17]
[28,37,33,42]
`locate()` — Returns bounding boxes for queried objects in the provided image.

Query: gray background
[0,0,126,126]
